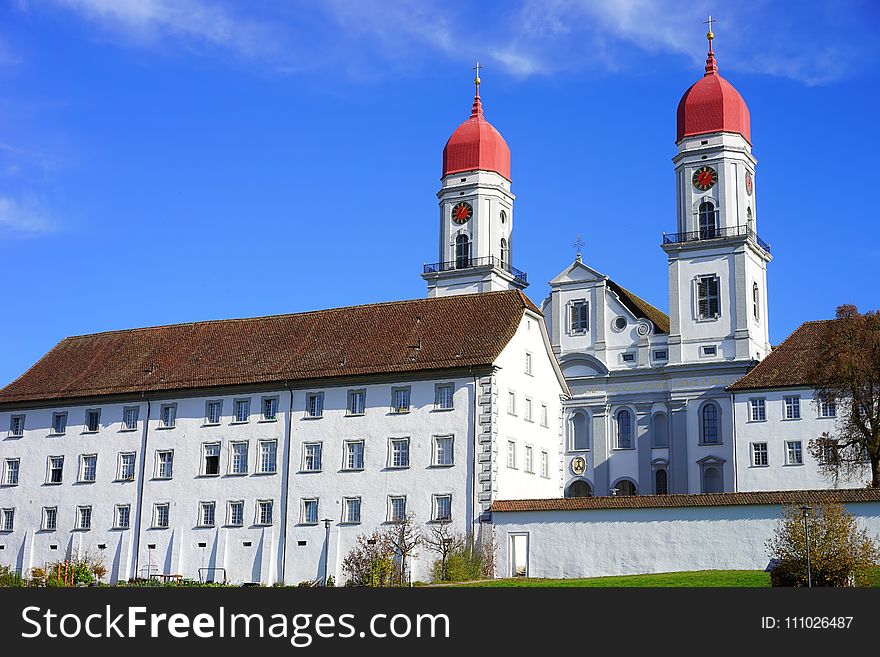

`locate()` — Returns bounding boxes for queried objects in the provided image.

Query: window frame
[155,450,174,480]
[261,396,279,421]
[615,409,633,450]
[540,450,549,478]
[117,452,136,481]
[199,501,216,528]
[525,351,533,375]
[699,402,721,445]
[232,398,251,423]
[84,408,101,433]
[783,396,802,420]
[46,455,64,485]
[387,495,407,523]
[507,440,517,469]
[51,412,68,436]
[159,403,177,429]
[3,458,20,486]
[257,500,274,526]
[302,442,323,472]
[0,508,14,532]
[751,442,769,467]
[569,299,589,335]
[388,437,410,469]
[122,406,139,431]
[433,435,454,467]
[300,498,318,525]
[153,503,170,529]
[785,440,804,466]
[205,399,223,425]
[227,500,245,527]
[749,398,766,422]
[229,441,249,475]
[258,439,278,474]
[42,506,58,531]
[202,442,221,477]
[347,389,366,416]
[9,413,25,437]
[342,497,362,524]
[507,390,516,416]
[305,392,324,419]
[114,504,131,530]
[696,275,721,320]
[818,397,837,418]
[524,444,534,474]
[76,505,92,531]
[434,383,454,411]
[390,386,411,414]
[432,494,453,523]
[79,454,98,483]
[343,439,365,471]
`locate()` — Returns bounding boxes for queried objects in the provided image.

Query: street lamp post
[799,505,813,588]
[322,518,333,586]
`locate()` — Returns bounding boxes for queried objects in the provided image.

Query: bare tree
[808,305,880,487]
[422,523,466,582]
[384,514,421,586]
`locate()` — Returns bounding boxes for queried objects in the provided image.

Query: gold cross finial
[473,61,483,89]
[704,14,716,44]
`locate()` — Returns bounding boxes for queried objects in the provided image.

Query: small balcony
[423,255,528,285]
[662,225,771,253]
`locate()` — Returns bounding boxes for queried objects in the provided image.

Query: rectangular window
[784,396,801,420]
[262,396,279,421]
[433,494,452,522]
[389,438,410,468]
[1,508,13,532]
[228,501,244,526]
[233,398,251,423]
[303,443,323,472]
[200,501,216,527]
[206,400,223,424]
[388,496,406,522]
[819,398,837,418]
[9,414,25,436]
[85,409,101,432]
[301,499,317,525]
[160,404,176,428]
[77,506,92,530]
[391,387,411,413]
[701,345,717,356]
[653,350,668,361]
[3,459,19,486]
[306,393,324,418]
[154,503,170,528]
[344,440,365,470]
[156,451,174,479]
[541,450,549,478]
[570,300,589,333]
[697,276,720,319]
[80,454,97,482]
[524,445,534,473]
[525,352,533,375]
[749,398,766,422]
[43,507,57,531]
[435,384,454,410]
[230,442,249,474]
[622,353,636,362]
[47,456,64,484]
[508,391,516,416]
[259,440,277,473]
[347,389,366,416]
[203,443,221,476]
[507,440,517,469]
[343,497,361,524]
[118,452,136,480]
[786,440,804,465]
[752,442,769,467]
[434,435,454,466]
[52,412,67,435]
[524,397,533,422]
[122,406,139,430]
[115,505,130,529]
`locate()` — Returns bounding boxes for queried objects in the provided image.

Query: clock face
[451,201,473,225]
[571,456,586,476]
[745,171,753,196]
[692,166,718,191]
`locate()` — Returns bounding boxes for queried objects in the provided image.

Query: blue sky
[2,0,879,387]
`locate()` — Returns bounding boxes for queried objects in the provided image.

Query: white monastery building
[0,31,871,584]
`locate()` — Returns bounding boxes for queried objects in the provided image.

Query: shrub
[432,533,495,583]
[766,501,880,587]
[342,529,396,587]
[0,565,25,588]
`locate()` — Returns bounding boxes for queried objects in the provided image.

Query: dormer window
[569,300,588,333]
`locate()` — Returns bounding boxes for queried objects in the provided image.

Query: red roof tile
[0,290,539,405]
[492,488,880,513]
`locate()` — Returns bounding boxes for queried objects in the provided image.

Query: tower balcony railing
[423,255,528,285]
[662,225,771,253]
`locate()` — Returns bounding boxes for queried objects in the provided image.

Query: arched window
[698,201,717,238]
[616,409,632,449]
[655,469,668,495]
[613,480,637,496]
[570,412,589,451]
[500,238,510,270]
[565,480,593,498]
[752,283,760,321]
[455,234,470,269]
[701,403,720,445]
[746,206,753,232]
[703,466,722,493]
[651,412,668,448]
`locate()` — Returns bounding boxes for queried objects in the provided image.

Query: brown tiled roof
[607,279,670,335]
[727,319,832,391]
[491,488,880,513]
[0,290,540,405]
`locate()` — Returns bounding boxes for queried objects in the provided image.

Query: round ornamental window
[613,317,627,331]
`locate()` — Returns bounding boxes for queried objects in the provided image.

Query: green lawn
[458,570,771,587]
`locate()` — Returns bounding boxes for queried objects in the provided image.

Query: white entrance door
[510,533,528,578]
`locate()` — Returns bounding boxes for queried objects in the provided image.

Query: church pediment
[549,259,608,287]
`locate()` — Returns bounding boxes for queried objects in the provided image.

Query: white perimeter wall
[492,502,880,579]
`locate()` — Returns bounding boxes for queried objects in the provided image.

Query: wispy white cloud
[0,195,54,236]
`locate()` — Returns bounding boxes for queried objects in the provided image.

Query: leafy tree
[808,305,880,486]
[341,529,395,587]
[422,523,466,582]
[766,501,880,587]
[384,514,420,586]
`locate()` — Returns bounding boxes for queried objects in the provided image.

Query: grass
[458,570,772,587]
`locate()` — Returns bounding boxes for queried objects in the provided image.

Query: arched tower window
[698,201,717,238]
[651,412,668,448]
[616,409,632,449]
[613,479,637,496]
[700,402,720,445]
[746,206,753,232]
[565,479,593,498]
[570,412,590,451]
[655,469,668,495]
[500,238,510,270]
[455,234,470,269]
[752,282,760,321]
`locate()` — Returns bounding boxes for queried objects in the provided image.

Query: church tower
[662,27,771,365]
[422,66,528,297]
